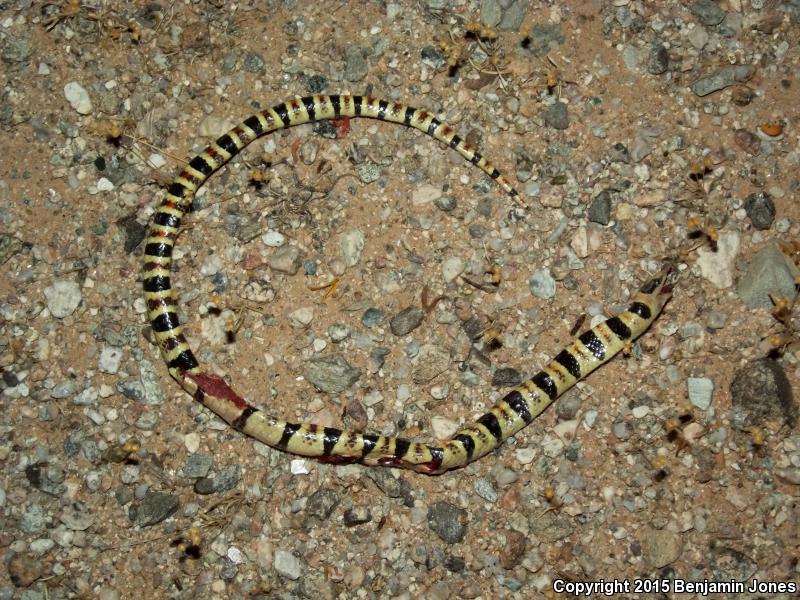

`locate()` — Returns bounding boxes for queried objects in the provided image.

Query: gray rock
[365,469,414,506]
[328,323,350,342]
[427,501,467,544]
[1,33,32,65]
[304,354,361,393]
[421,46,446,70]
[43,279,81,318]
[622,46,640,72]
[441,256,466,283]
[529,269,556,299]
[555,393,582,420]
[473,478,497,502]
[344,45,368,82]
[688,377,714,410]
[128,491,179,527]
[743,191,775,230]
[0,234,23,265]
[288,306,314,328]
[528,510,573,542]
[710,546,757,582]
[340,229,365,267]
[356,161,381,184]
[630,131,654,163]
[469,223,489,239]
[705,310,728,330]
[343,506,372,527]
[543,102,569,130]
[480,0,502,27]
[688,24,710,50]
[642,528,682,568]
[64,81,92,115]
[390,307,425,336]
[608,142,631,164]
[193,477,215,495]
[306,74,327,93]
[412,344,450,384]
[691,0,725,26]
[521,23,564,57]
[498,0,528,30]
[306,488,340,520]
[647,43,669,74]
[274,549,302,580]
[243,51,265,74]
[730,359,795,430]
[25,463,65,496]
[117,379,145,402]
[208,464,241,494]
[736,244,796,309]
[181,454,213,479]
[691,65,755,97]
[60,502,94,531]
[361,307,385,328]
[368,347,390,373]
[492,368,521,387]
[434,196,457,212]
[269,245,303,274]
[588,190,613,225]
[98,346,122,374]
[20,504,46,533]
[138,360,165,405]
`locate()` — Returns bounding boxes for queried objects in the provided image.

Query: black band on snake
[143,94,673,474]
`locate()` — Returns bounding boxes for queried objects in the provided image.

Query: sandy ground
[0,1,799,598]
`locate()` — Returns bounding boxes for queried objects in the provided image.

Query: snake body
[143,94,673,474]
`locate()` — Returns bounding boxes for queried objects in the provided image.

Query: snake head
[638,263,675,312]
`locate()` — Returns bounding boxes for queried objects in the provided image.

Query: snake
[143,94,673,475]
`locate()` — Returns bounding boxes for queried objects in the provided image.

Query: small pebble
[390,307,425,336]
[412,183,442,206]
[543,102,569,130]
[734,129,761,156]
[515,447,536,464]
[688,377,714,410]
[304,354,361,393]
[64,81,92,114]
[328,323,350,342]
[288,306,314,327]
[361,307,385,328]
[427,502,467,544]
[529,270,556,300]
[430,416,458,439]
[273,549,302,580]
[261,230,285,247]
[269,245,303,274]
[343,507,372,526]
[442,256,466,283]
[642,528,683,568]
[43,280,82,318]
[743,191,775,230]
[340,229,365,267]
[473,479,497,502]
[647,43,669,74]
[98,347,122,374]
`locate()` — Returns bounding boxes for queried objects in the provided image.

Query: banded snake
[143,94,673,474]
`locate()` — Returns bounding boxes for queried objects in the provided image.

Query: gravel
[304,354,361,393]
[43,280,82,318]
